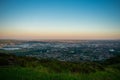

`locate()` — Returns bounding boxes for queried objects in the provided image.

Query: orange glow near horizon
[0,30,119,40]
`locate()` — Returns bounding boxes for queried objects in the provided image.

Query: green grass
[0,66,120,80]
[0,53,120,80]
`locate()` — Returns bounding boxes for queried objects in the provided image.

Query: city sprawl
[0,40,120,61]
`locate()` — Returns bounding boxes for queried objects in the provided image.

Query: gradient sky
[0,0,120,40]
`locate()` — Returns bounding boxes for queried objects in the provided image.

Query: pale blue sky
[0,0,120,40]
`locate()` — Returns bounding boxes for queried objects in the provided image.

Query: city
[0,40,120,62]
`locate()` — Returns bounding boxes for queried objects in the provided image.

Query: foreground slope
[0,53,120,80]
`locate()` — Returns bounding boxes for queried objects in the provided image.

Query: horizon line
[0,38,120,41]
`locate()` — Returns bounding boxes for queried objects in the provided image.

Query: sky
[0,0,120,40]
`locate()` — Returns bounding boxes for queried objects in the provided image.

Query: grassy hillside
[0,53,120,80]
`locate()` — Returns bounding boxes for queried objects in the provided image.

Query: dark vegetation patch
[0,52,106,73]
[0,52,120,80]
